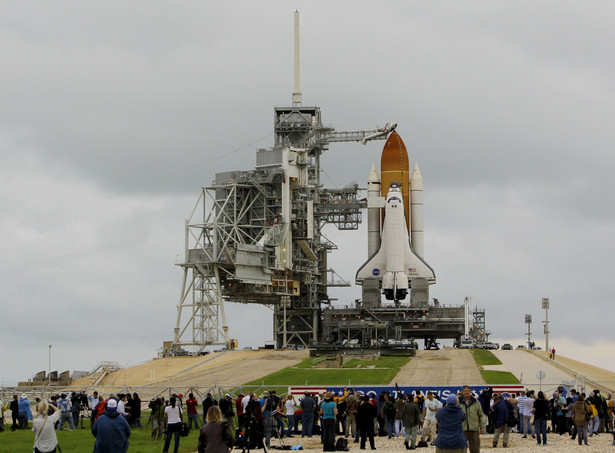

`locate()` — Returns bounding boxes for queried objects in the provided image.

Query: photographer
[245,393,265,449]
[148,396,165,441]
[219,394,235,433]
[70,392,80,430]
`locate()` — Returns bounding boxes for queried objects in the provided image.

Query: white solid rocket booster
[367,164,383,257]
[410,163,424,258]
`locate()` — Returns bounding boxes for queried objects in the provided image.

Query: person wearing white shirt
[522,392,535,437]
[420,392,442,444]
[117,394,129,419]
[163,397,183,453]
[33,401,60,453]
[285,395,297,435]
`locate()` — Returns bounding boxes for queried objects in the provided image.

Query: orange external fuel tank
[380,131,410,231]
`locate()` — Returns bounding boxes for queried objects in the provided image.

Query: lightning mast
[292,10,302,106]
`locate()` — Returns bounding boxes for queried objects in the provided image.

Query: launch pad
[167,12,479,357]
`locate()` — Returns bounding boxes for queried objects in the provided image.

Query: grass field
[480,370,520,384]
[245,355,412,386]
[471,349,518,384]
[471,349,502,365]
[1,421,201,453]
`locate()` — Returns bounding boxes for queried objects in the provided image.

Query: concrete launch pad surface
[491,349,615,393]
[489,350,570,391]
[391,348,485,385]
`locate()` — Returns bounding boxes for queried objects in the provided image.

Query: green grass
[1,421,201,453]
[245,355,412,386]
[471,349,502,365]
[480,370,520,384]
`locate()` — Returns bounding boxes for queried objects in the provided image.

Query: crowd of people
[1,385,613,452]
[222,385,614,451]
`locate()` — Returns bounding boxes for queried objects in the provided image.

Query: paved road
[392,347,485,385]
[490,349,573,393]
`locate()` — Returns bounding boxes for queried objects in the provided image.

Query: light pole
[48,344,52,386]
[525,314,532,348]
[542,298,550,353]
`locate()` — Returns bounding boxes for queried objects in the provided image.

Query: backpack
[335,437,349,451]
[506,400,517,427]
[415,396,425,411]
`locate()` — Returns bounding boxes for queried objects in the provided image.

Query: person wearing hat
[320,392,338,451]
[219,393,236,433]
[434,394,466,453]
[18,393,33,429]
[92,398,131,453]
[202,393,218,424]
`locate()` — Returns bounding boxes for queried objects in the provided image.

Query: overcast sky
[2,1,614,386]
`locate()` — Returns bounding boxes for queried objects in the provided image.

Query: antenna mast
[292,10,302,106]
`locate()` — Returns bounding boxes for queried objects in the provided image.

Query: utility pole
[525,314,532,348]
[48,344,52,386]
[542,298,550,352]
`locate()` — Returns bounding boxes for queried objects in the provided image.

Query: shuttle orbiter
[356,182,435,302]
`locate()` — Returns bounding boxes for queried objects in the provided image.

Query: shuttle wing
[355,246,387,282]
[355,240,435,283]
[404,243,436,280]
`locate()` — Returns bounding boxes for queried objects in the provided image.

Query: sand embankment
[72,349,309,389]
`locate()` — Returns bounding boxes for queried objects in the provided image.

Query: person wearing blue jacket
[18,394,33,428]
[491,394,513,448]
[92,398,131,453]
[434,394,467,453]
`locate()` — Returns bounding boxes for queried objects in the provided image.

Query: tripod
[241,415,267,453]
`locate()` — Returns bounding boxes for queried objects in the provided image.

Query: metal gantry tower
[170,102,395,354]
[169,11,397,354]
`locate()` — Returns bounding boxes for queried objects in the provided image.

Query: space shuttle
[355,132,435,305]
